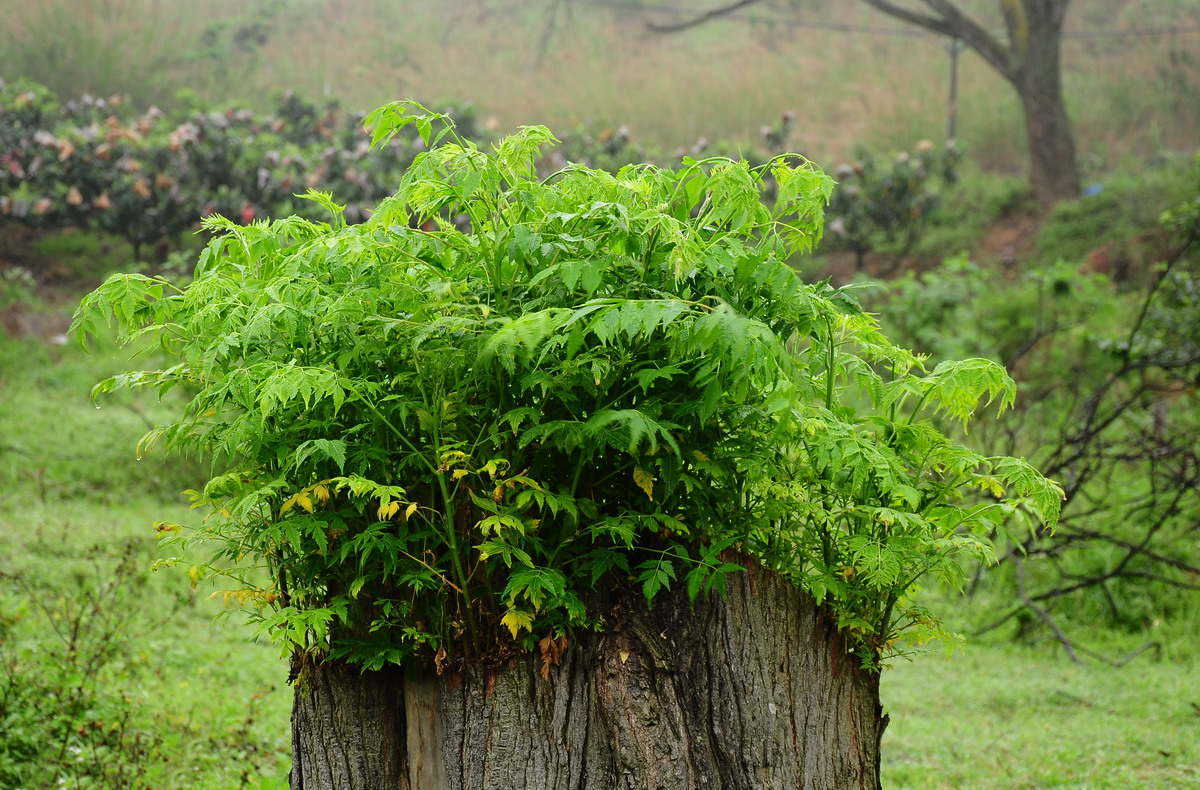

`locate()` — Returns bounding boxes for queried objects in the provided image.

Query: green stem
[357,397,437,474]
[824,316,837,410]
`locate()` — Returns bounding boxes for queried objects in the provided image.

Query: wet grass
[883,637,1200,789]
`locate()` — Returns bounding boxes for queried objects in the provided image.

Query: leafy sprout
[74,101,1061,672]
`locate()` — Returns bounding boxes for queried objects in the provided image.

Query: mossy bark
[290,566,887,790]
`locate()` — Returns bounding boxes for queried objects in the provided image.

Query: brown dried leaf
[538,634,569,681]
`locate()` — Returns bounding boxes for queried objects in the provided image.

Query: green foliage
[75,102,1060,670]
[909,169,1034,260]
[1037,157,1195,273]
[873,180,1200,637]
[0,327,291,787]
[0,538,287,788]
[0,543,160,787]
[823,142,959,269]
[0,79,478,261]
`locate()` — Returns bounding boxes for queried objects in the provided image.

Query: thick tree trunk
[290,565,887,789]
[1011,1,1081,205]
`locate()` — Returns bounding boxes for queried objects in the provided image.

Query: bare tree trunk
[290,565,887,790]
[1011,7,1081,205]
[290,662,407,789]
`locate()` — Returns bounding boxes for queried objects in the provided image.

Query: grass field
[0,331,291,788]
[882,629,1200,789]
[2,313,1196,787]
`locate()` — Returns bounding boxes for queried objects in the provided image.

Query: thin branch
[1061,529,1200,575]
[646,0,766,33]
[1076,640,1161,668]
[1015,555,1080,663]
[861,0,1013,78]
[922,0,1016,77]
[860,0,954,36]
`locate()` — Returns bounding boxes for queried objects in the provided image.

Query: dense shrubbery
[1,80,820,275]
[5,77,967,287]
[0,78,478,258]
[822,142,960,270]
[871,169,1200,648]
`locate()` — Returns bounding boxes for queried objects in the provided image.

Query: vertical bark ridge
[290,562,885,789]
[290,661,408,789]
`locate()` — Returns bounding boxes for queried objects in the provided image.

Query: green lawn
[883,644,1200,789]
[0,331,292,787]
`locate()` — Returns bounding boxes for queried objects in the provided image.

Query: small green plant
[74,102,1060,671]
[823,142,959,271]
[0,543,163,788]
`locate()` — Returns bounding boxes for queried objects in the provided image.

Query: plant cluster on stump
[75,102,1061,789]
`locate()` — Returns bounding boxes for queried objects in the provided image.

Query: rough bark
[290,662,407,789]
[290,566,887,790]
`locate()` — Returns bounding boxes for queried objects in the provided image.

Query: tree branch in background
[919,0,1015,77]
[858,0,955,36]
[646,0,766,33]
[1014,554,1080,664]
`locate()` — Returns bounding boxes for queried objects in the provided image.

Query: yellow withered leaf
[501,609,534,639]
[404,502,419,520]
[312,484,330,504]
[378,499,401,520]
[633,467,654,501]
[452,468,469,480]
